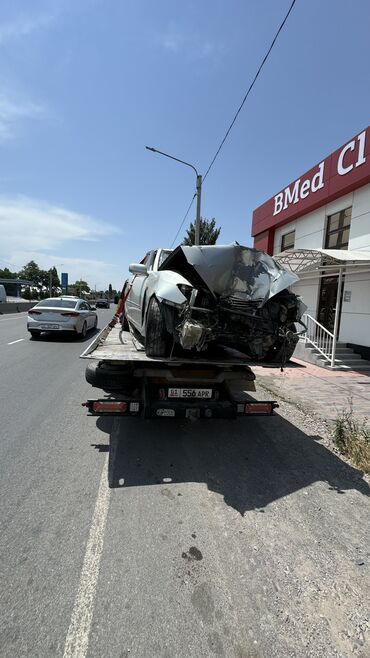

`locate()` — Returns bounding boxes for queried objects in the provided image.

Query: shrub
[334,401,370,473]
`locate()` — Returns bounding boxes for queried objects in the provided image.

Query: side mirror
[129,263,148,275]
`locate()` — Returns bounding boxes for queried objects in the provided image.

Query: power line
[170,0,297,246]
[203,0,297,182]
[170,193,196,248]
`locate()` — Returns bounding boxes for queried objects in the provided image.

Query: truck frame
[81,319,278,420]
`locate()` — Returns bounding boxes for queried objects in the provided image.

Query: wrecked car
[123,244,306,362]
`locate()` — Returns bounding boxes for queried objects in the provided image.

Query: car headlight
[177,284,193,300]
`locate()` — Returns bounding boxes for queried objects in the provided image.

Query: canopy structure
[273,248,370,368]
[274,248,370,274]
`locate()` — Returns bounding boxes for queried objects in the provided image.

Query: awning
[274,248,370,274]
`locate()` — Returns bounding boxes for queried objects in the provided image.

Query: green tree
[72,280,90,297]
[18,260,42,285]
[108,283,113,297]
[182,217,221,246]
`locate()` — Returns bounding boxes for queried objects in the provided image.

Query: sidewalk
[251,358,370,422]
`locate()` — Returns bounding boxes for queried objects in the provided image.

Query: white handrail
[300,313,337,367]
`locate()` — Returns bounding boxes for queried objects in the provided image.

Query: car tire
[85,361,135,392]
[262,324,298,364]
[121,314,129,331]
[79,322,87,339]
[29,331,40,339]
[145,297,171,358]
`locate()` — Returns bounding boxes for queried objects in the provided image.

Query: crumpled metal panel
[161,243,298,306]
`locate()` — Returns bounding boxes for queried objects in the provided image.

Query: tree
[108,283,113,297]
[182,217,221,246]
[18,260,42,285]
[72,280,90,297]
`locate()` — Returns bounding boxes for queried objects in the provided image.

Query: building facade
[252,126,370,349]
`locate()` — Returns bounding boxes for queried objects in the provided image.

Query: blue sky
[0,0,369,290]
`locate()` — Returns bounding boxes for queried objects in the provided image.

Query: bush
[333,401,370,473]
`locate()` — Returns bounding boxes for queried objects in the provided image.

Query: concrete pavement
[252,357,370,422]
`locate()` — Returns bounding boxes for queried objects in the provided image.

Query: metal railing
[300,313,337,367]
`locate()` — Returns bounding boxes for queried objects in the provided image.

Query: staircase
[298,314,370,370]
[298,339,370,370]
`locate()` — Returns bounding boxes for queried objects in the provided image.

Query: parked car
[124,244,306,361]
[96,299,110,308]
[0,284,6,303]
[27,297,97,338]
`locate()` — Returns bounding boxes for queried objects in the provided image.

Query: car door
[78,301,91,329]
[125,251,156,331]
[85,303,95,328]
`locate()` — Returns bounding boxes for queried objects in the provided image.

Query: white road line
[7,338,25,345]
[63,456,110,658]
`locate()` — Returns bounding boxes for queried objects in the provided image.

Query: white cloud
[0,196,121,289]
[158,31,224,60]
[0,94,45,140]
[0,11,56,45]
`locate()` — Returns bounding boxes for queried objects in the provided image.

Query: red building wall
[252,127,370,254]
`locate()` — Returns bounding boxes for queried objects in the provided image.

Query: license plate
[168,388,212,399]
[41,324,59,329]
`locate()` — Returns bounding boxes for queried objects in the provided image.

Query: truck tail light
[245,402,273,414]
[93,401,127,413]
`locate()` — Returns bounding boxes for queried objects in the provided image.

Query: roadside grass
[334,401,370,474]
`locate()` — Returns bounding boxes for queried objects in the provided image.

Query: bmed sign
[252,127,370,241]
[273,130,367,216]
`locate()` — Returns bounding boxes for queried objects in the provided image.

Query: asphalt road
[0,309,369,658]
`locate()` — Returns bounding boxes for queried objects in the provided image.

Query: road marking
[8,338,25,345]
[63,456,110,658]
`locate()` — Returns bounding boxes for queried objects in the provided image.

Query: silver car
[27,297,97,339]
[124,244,305,361]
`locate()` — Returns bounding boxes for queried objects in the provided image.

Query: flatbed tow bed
[81,322,278,419]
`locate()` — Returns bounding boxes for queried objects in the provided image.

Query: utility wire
[170,0,297,246]
[170,193,196,248]
[203,0,297,182]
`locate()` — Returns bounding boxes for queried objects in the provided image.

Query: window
[281,230,295,251]
[158,249,172,268]
[325,207,352,250]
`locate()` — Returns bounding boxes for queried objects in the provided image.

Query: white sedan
[27,297,97,339]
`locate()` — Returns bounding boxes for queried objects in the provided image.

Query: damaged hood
[160,243,299,306]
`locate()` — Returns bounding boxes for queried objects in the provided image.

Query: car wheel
[262,324,298,363]
[145,297,171,358]
[29,330,41,339]
[80,322,87,339]
[85,361,135,391]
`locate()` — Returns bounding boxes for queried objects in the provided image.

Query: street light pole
[145,146,202,246]
[195,174,202,246]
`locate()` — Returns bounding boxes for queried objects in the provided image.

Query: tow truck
[81,316,278,420]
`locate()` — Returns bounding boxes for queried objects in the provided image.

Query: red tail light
[93,401,127,413]
[61,312,79,317]
[29,310,42,315]
[245,402,273,414]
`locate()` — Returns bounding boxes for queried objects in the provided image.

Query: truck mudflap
[82,398,278,419]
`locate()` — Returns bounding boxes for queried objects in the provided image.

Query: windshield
[158,250,172,268]
[36,299,78,308]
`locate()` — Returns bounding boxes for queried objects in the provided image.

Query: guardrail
[0,302,35,315]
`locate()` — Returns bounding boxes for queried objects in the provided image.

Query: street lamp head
[145,146,156,152]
